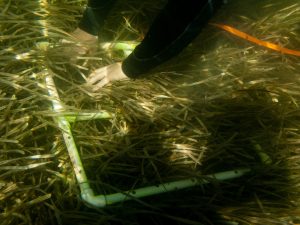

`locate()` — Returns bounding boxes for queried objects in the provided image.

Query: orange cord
[210,23,300,57]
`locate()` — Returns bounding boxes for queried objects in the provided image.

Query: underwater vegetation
[1,0,300,224]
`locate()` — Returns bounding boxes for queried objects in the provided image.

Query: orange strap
[210,23,300,57]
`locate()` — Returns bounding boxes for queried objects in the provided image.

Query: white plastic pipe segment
[101,41,139,57]
[45,72,94,199]
[82,168,250,207]
[64,112,112,122]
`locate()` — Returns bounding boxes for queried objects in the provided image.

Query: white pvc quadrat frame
[34,0,272,209]
[44,50,250,208]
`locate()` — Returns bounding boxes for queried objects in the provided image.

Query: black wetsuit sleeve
[122,0,225,78]
[78,0,117,36]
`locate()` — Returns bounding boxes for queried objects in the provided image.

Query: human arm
[78,0,117,36]
[87,0,225,89]
[122,0,225,78]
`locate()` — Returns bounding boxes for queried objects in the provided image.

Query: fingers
[86,66,110,91]
[87,66,108,84]
[91,76,110,92]
[86,63,128,92]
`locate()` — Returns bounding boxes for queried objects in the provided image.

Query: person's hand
[55,28,98,62]
[86,62,128,91]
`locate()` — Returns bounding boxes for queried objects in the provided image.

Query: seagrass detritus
[2,0,300,224]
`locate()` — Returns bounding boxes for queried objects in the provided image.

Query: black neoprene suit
[79,0,225,78]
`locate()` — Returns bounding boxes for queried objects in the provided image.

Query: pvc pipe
[100,41,139,57]
[45,72,251,208]
[64,112,113,122]
[45,73,94,198]
[81,168,251,207]
[39,0,250,210]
